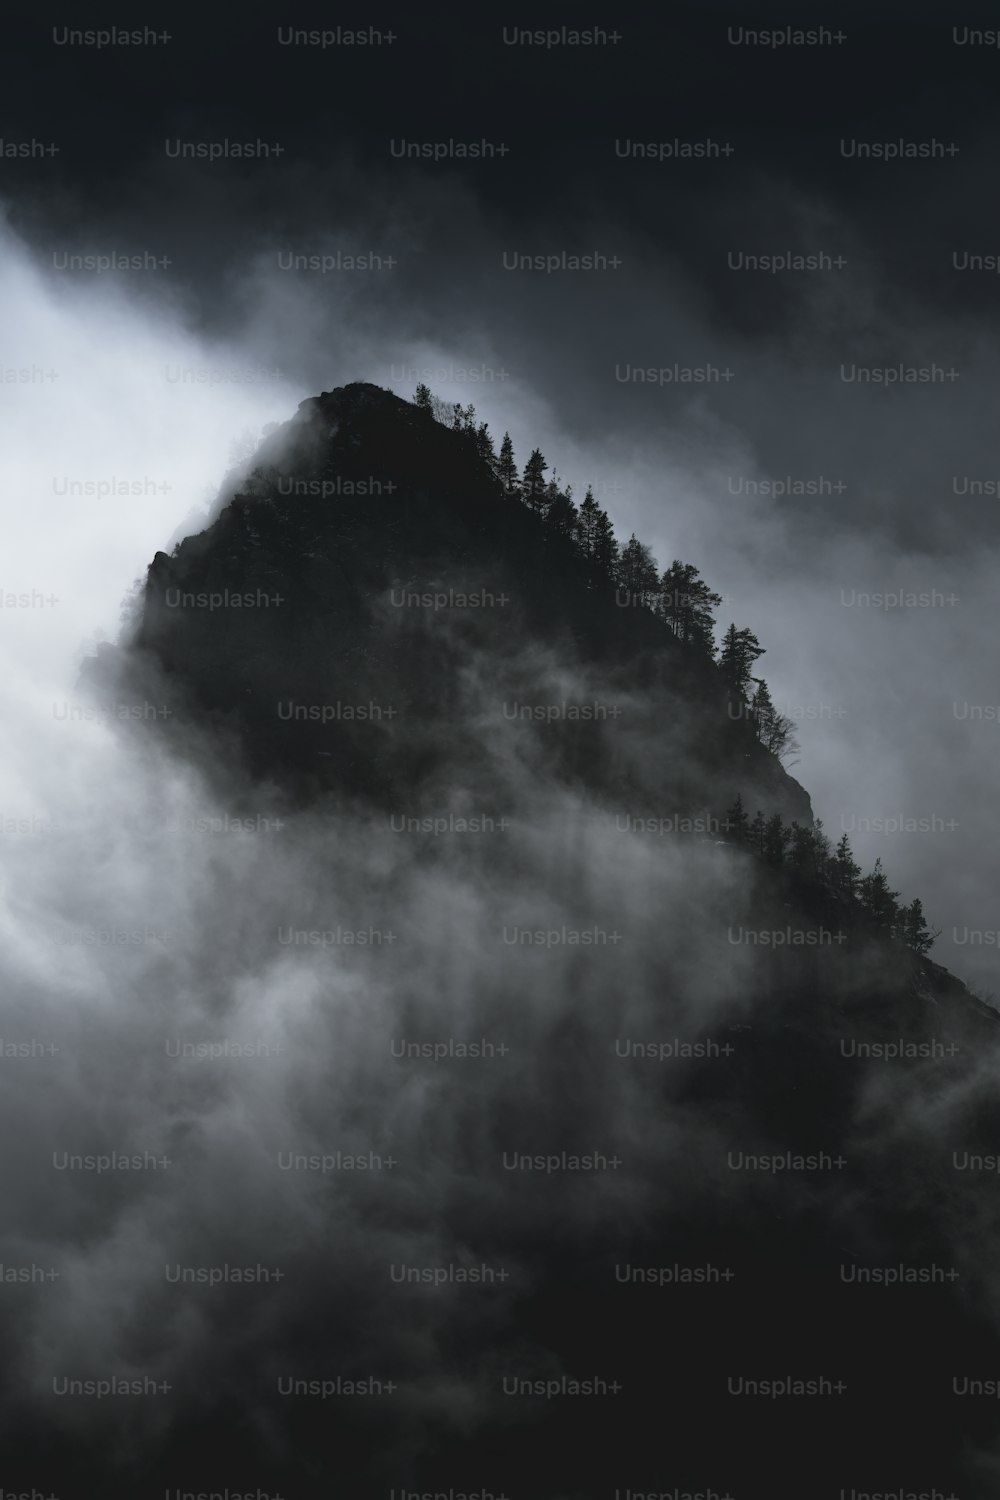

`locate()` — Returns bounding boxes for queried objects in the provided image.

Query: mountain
[119,382,810,824]
[64,384,1000,1499]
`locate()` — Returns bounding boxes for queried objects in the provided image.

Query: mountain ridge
[117,382,813,828]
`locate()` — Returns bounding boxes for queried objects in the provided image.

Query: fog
[5,9,1000,1488]
[7,167,996,999]
[5,106,1000,1500]
[0,216,755,1472]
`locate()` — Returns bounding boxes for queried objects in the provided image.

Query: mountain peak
[113,383,812,828]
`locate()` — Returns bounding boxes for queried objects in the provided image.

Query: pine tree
[575,486,600,557]
[659,561,722,654]
[476,421,496,468]
[749,809,767,857]
[521,449,549,513]
[718,625,766,701]
[498,432,518,495]
[831,834,861,897]
[452,403,463,430]
[724,793,749,841]
[750,679,775,740]
[748,681,801,764]
[763,812,790,866]
[900,898,936,955]
[813,817,831,866]
[413,382,433,411]
[859,857,900,932]
[787,821,820,879]
[545,483,578,535]
[617,534,660,604]
[592,505,619,579]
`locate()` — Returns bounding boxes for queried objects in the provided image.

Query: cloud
[3,165,1000,1486]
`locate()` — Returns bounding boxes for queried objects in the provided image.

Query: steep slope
[126,382,811,824]
[59,383,1000,1500]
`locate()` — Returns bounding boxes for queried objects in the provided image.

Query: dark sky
[7,2,1000,288]
[4,2,1000,995]
[8,7,1000,1492]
